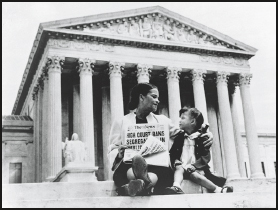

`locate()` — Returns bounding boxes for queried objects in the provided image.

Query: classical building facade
[3,6,276,184]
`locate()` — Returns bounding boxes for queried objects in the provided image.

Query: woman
[107,83,213,196]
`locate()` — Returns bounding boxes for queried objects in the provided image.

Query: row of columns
[33,55,264,181]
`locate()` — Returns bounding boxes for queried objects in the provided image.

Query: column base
[52,162,98,183]
[226,172,241,180]
[250,172,266,179]
[45,176,56,182]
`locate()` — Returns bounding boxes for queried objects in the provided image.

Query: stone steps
[2,178,276,208]
[3,192,276,208]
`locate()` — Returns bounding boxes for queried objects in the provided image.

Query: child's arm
[191,150,211,170]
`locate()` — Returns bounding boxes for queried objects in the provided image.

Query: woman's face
[140,88,160,112]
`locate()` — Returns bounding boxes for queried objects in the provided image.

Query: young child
[165,107,233,194]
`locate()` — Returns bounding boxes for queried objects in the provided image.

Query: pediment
[41,6,257,53]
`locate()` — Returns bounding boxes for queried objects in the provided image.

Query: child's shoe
[164,186,184,194]
[221,186,233,193]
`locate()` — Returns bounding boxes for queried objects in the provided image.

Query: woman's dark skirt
[113,161,174,195]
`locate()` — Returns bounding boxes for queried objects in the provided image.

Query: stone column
[191,69,213,170]
[37,84,43,182]
[41,70,49,181]
[136,64,152,83]
[191,69,209,124]
[229,81,246,177]
[32,85,39,182]
[101,76,112,180]
[78,58,96,164]
[47,55,64,179]
[109,61,124,123]
[206,80,224,176]
[73,84,80,136]
[239,73,264,179]
[166,67,181,126]
[216,72,240,180]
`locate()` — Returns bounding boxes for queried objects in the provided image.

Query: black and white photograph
[2,2,276,208]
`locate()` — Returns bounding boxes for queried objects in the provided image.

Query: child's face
[179,112,195,133]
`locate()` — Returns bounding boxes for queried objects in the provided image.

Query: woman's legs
[127,168,158,186]
[113,162,131,187]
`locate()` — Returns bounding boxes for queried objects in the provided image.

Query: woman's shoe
[132,155,153,190]
[116,179,145,196]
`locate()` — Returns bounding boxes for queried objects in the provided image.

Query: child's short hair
[179,106,204,131]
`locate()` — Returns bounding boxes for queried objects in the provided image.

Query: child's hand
[182,164,196,173]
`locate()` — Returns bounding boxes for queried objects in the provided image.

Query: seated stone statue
[163,20,176,41]
[139,17,153,38]
[64,133,87,165]
[129,19,140,36]
[152,16,164,39]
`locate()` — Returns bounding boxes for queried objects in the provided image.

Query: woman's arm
[200,132,213,148]
[107,118,124,170]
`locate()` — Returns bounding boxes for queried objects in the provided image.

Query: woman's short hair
[128,83,158,110]
[179,106,204,131]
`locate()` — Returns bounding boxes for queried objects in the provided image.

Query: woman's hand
[200,131,213,148]
[117,144,128,159]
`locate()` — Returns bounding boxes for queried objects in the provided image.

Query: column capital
[216,71,230,85]
[78,58,95,75]
[239,73,252,86]
[47,55,65,73]
[191,69,207,83]
[166,67,181,81]
[136,64,152,81]
[109,61,125,78]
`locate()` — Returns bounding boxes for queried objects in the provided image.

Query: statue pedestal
[53,162,98,182]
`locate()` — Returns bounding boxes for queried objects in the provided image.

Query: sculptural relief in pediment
[63,14,239,50]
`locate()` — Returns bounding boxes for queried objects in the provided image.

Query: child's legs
[173,165,185,186]
[189,170,217,191]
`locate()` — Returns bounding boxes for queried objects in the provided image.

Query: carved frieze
[70,14,237,50]
[47,39,115,52]
[199,55,249,67]
[57,40,71,48]
[73,41,86,50]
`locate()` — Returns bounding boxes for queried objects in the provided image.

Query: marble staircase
[2,179,276,208]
